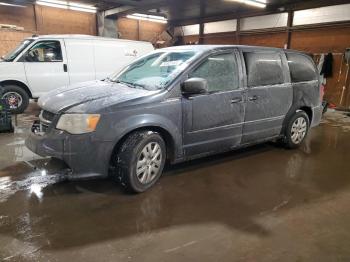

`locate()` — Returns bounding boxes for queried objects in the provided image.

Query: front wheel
[112,131,166,193]
[283,111,310,149]
[1,85,29,114]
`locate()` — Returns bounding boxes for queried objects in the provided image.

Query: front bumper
[311,105,323,127]
[25,125,115,178]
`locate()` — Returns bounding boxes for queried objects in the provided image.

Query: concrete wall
[0,4,96,56]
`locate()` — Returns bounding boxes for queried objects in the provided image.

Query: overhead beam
[104,0,167,18]
[170,0,350,26]
[286,10,294,49]
[101,0,143,6]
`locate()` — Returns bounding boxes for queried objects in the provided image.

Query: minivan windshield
[2,39,34,62]
[111,50,198,90]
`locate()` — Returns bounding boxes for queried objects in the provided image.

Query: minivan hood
[38,80,157,113]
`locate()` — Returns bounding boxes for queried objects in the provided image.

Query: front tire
[283,111,310,149]
[112,131,166,193]
[1,85,29,114]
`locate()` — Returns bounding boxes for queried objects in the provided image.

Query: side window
[286,53,318,83]
[189,53,239,92]
[244,52,284,87]
[24,41,63,62]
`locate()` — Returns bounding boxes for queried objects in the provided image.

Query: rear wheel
[112,131,166,193]
[1,85,29,114]
[283,111,310,149]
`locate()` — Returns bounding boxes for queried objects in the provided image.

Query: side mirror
[181,78,208,95]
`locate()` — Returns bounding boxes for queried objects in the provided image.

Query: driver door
[22,40,69,96]
[182,50,246,157]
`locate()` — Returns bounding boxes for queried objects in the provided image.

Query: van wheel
[283,111,310,149]
[1,85,29,114]
[113,131,166,193]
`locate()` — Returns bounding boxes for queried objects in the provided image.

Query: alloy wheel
[136,142,162,184]
[2,92,23,109]
[291,117,307,144]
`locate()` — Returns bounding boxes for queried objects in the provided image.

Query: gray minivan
[26,45,323,193]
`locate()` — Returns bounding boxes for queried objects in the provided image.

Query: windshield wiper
[113,79,147,90]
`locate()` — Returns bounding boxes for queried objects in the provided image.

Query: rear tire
[112,130,166,193]
[283,111,310,149]
[1,85,29,114]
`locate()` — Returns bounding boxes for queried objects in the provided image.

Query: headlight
[56,114,100,134]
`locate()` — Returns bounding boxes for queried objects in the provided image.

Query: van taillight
[320,84,325,102]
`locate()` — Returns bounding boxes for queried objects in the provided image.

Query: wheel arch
[0,80,33,98]
[109,125,177,166]
[298,106,313,123]
[281,105,313,135]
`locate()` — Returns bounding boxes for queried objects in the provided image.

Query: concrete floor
[1,103,350,261]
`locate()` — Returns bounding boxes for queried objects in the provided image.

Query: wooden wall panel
[35,5,96,35]
[291,27,350,107]
[139,20,166,43]
[203,33,238,45]
[117,18,166,43]
[0,5,36,31]
[183,35,200,44]
[117,18,138,40]
[240,32,287,48]
[0,31,33,57]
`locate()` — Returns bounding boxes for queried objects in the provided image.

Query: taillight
[320,84,325,102]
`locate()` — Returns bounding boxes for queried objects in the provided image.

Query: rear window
[244,52,284,87]
[286,53,318,83]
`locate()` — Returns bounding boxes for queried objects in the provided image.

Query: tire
[283,111,310,149]
[112,130,166,193]
[1,85,29,114]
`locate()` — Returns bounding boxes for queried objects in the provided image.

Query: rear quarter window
[286,53,318,83]
[244,52,284,87]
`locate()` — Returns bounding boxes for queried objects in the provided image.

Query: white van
[0,34,154,113]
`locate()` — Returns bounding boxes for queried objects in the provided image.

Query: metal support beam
[236,17,241,44]
[286,10,294,49]
[199,23,204,44]
[198,0,206,44]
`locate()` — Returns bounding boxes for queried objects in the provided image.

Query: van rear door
[64,38,96,84]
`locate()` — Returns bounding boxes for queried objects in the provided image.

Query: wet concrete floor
[1,103,350,261]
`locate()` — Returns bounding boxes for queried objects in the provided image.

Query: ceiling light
[0,2,27,8]
[36,1,68,9]
[69,6,96,13]
[36,0,96,13]
[228,0,266,8]
[126,13,167,24]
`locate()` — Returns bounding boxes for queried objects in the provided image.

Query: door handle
[231,97,243,104]
[248,95,258,101]
[63,64,68,72]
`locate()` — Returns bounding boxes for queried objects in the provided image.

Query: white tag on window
[160,60,182,67]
